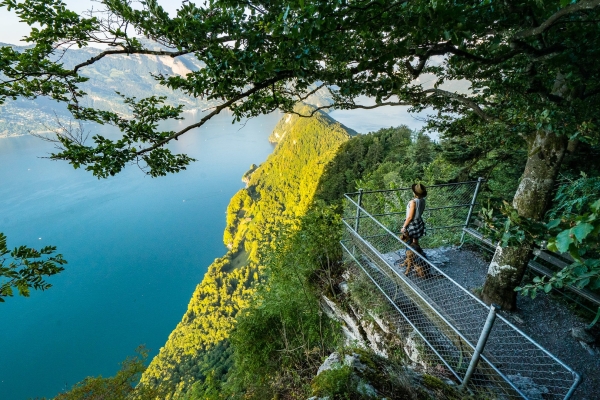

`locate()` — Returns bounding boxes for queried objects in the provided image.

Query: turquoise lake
[0,111,282,399]
[0,105,425,399]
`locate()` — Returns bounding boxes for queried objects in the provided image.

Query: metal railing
[346,179,484,249]
[341,181,580,399]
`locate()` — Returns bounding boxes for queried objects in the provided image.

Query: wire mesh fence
[344,179,482,248]
[341,182,580,400]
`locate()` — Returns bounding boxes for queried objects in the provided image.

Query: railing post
[354,189,364,232]
[460,177,484,244]
[460,304,499,391]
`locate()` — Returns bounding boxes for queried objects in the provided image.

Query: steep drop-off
[139,104,355,396]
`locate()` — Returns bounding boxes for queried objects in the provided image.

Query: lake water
[0,105,425,400]
[0,110,282,399]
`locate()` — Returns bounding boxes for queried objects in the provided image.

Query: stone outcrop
[308,350,460,400]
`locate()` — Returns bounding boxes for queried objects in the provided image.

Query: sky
[0,0,185,45]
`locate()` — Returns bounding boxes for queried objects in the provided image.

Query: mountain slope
[139,104,354,396]
[0,41,210,137]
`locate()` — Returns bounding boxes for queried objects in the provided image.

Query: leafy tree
[2,0,599,308]
[47,346,167,400]
[224,205,342,399]
[0,232,66,302]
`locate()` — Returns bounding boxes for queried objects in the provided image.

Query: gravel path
[433,247,600,400]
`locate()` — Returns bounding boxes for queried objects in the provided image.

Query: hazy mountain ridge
[0,43,337,138]
[0,42,213,138]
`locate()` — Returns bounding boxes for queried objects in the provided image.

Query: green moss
[421,374,462,400]
[348,348,378,372]
[311,365,354,398]
[311,365,378,400]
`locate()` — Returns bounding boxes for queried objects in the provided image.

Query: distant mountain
[0,41,213,138]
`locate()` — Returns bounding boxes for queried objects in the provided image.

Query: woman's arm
[401,200,415,232]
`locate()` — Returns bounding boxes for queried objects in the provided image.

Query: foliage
[310,365,358,399]
[224,205,342,398]
[139,104,352,397]
[3,0,600,394]
[4,0,600,312]
[49,347,165,400]
[475,174,600,297]
[316,126,442,203]
[517,199,600,297]
[479,202,548,248]
[0,39,212,138]
[55,94,195,178]
[2,0,599,179]
[0,232,66,302]
[546,174,600,219]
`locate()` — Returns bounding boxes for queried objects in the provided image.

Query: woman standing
[401,183,427,246]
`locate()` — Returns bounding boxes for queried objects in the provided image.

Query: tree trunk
[481,130,568,310]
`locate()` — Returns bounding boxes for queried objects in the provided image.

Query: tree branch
[514,0,600,39]
[72,48,193,73]
[405,42,453,78]
[287,100,413,119]
[423,88,492,121]
[131,72,292,156]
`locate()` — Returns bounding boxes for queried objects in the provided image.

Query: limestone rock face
[320,295,366,347]
[316,352,343,376]
[403,330,428,370]
[321,280,408,358]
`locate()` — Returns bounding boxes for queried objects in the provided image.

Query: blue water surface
[0,110,281,399]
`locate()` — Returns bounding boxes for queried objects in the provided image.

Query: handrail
[344,179,484,196]
[342,184,581,399]
[345,194,581,378]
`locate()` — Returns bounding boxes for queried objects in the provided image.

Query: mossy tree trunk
[481,130,569,310]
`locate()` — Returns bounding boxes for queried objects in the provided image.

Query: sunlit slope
[140,103,353,395]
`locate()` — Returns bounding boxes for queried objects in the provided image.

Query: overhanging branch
[514,0,600,39]
[72,48,193,73]
[132,72,292,156]
[423,89,492,121]
[287,100,413,118]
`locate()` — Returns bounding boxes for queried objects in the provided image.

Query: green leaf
[571,223,593,242]
[546,219,561,229]
[555,230,574,253]
[577,277,591,288]
[544,283,553,293]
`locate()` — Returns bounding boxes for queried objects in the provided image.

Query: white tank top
[406,198,426,219]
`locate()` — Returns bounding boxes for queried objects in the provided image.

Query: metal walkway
[341,181,580,399]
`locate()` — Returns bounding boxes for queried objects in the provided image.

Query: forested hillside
[138,103,354,397]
